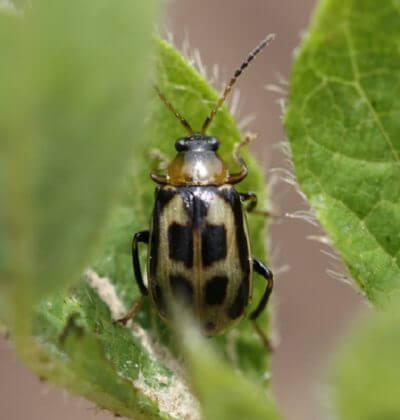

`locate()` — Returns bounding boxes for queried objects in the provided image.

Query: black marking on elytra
[170,275,194,307]
[192,187,213,228]
[194,199,209,228]
[202,225,227,266]
[168,222,193,268]
[156,186,177,212]
[205,275,228,305]
[218,187,250,273]
[172,186,209,227]
[173,186,221,228]
[153,283,167,315]
[227,275,250,319]
[180,188,194,216]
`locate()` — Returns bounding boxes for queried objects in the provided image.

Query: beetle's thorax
[167,134,229,186]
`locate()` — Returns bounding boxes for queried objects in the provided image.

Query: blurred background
[0,1,369,419]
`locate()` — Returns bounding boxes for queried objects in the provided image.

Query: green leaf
[1,8,274,416]
[0,1,159,324]
[31,284,177,419]
[182,325,280,420]
[284,0,400,305]
[332,295,400,419]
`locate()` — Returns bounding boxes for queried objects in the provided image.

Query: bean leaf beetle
[118,35,275,345]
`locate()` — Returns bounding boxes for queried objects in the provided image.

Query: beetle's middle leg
[240,192,278,217]
[115,230,149,325]
[239,192,258,212]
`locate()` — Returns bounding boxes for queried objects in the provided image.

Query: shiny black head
[175,135,220,152]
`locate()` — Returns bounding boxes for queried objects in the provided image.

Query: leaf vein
[305,134,397,166]
[304,163,400,270]
[344,17,400,163]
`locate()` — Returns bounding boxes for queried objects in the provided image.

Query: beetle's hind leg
[251,319,273,352]
[114,231,149,325]
[250,258,273,319]
[250,257,274,351]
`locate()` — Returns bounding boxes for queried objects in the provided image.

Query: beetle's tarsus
[252,209,281,218]
[113,316,129,326]
[251,319,274,352]
[114,296,145,326]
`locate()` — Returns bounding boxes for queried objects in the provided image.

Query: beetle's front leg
[149,149,170,184]
[233,132,256,165]
[115,230,149,325]
[227,132,257,184]
[149,148,170,172]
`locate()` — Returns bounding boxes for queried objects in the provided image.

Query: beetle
[118,35,275,342]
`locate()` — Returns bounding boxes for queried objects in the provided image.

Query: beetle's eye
[175,139,188,151]
[209,138,219,151]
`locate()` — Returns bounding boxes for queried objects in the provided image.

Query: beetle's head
[175,135,219,152]
[166,134,229,186]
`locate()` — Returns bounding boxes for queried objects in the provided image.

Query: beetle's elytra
[119,35,275,338]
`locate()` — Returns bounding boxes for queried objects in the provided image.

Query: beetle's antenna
[154,85,194,135]
[201,34,276,134]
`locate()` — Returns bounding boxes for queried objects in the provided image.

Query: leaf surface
[182,326,280,420]
[333,296,400,419]
[284,0,400,304]
[0,0,158,318]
